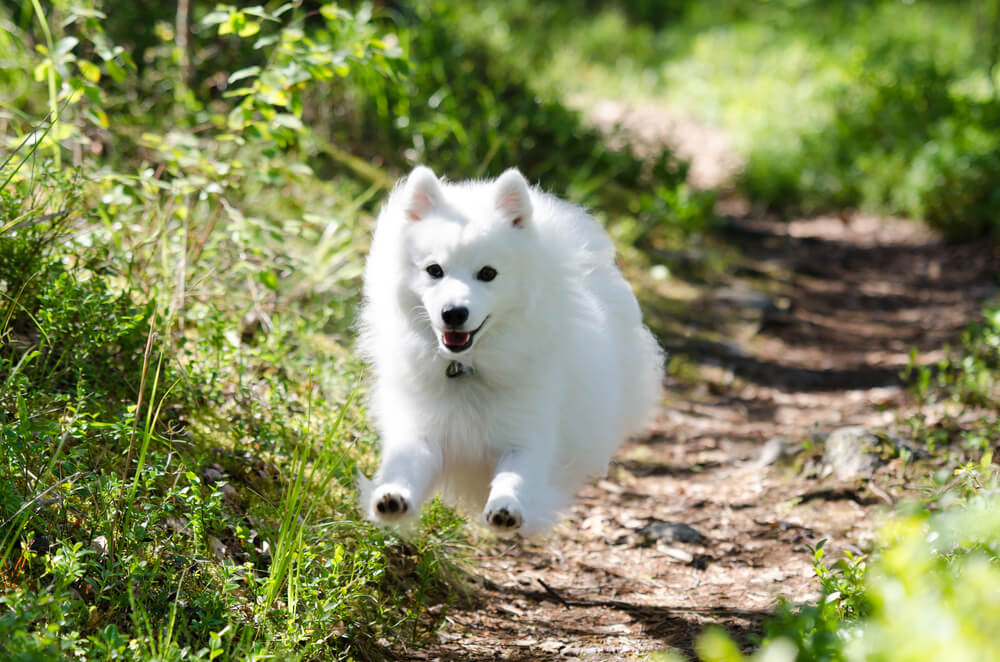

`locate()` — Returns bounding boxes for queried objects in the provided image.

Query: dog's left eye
[425,263,444,279]
[476,266,498,282]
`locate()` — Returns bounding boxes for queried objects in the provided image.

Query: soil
[400,105,1000,661]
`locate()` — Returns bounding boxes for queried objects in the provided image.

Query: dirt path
[406,107,1000,661]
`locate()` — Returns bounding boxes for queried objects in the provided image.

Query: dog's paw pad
[372,488,410,520]
[484,502,523,532]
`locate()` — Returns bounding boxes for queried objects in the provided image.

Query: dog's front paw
[371,484,411,522]
[483,496,523,534]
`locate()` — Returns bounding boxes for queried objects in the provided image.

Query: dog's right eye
[425,264,444,279]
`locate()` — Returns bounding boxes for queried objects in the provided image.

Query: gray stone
[823,426,881,480]
[637,520,707,545]
[200,464,226,485]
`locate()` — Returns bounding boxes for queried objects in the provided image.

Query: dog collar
[446,360,473,378]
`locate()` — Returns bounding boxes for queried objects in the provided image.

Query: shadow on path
[647,213,999,393]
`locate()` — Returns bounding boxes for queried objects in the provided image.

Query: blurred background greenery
[2,0,1000,660]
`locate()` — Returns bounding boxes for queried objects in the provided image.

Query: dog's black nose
[441,305,469,327]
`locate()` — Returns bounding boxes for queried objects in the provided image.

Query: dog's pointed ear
[494,168,532,229]
[403,166,443,222]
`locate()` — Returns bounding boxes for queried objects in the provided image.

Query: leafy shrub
[904,110,1000,240]
[713,5,1000,239]
[848,466,1000,662]
[0,176,161,406]
[330,0,710,236]
[489,0,1000,240]
[741,35,1000,239]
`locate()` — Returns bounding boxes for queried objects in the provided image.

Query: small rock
[499,603,524,617]
[219,483,239,504]
[637,520,707,545]
[200,464,226,485]
[538,639,564,654]
[561,646,602,656]
[662,546,694,563]
[823,426,882,480]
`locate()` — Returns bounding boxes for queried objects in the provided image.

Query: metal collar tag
[446,361,472,378]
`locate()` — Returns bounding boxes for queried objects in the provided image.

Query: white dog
[357,166,662,535]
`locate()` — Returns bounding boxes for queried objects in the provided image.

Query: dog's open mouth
[441,316,489,353]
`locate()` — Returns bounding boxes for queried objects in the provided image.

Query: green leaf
[32,61,50,83]
[201,10,231,26]
[218,11,240,36]
[238,20,260,38]
[228,66,261,84]
[54,36,80,56]
[253,34,279,49]
[695,627,748,662]
[222,87,255,99]
[273,114,304,132]
[83,83,102,105]
[258,85,290,107]
[258,270,279,290]
[119,51,137,70]
[106,59,126,83]
[243,6,272,20]
[320,4,349,21]
[227,104,250,130]
[79,60,101,83]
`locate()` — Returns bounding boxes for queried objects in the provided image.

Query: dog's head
[395,166,538,358]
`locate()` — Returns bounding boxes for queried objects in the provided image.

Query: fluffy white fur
[357,165,663,536]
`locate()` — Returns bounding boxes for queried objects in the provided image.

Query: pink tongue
[443,331,470,346]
